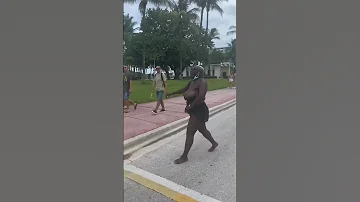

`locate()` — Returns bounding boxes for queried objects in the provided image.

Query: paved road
[124,106,236,202]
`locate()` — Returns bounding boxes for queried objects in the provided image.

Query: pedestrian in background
[228,73,235,89]
[123,66,138,113]
[152,66,167,114]
[233,72,236,87]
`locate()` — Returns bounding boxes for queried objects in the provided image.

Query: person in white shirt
[228,73,235,89]
[152,66,168,114]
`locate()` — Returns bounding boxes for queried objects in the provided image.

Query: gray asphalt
[124,178,171,202]
[124,106,236,202]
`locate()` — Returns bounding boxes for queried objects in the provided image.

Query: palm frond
[209,28,220,40]
[138,0,148,16]
[210,27,218,34]
[226,30,236,36]
[226,25,236,36]
[227,39,236,47]
[229,25,236,30]
[188,7,200,14]
[149,0,169,7]
[186,7,199,21]
[210,3,223,16]
[188,13,199,21]
[124,14,138,34]
[194,0,206,7]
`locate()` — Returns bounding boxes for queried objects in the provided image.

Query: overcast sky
[124,0,236,48]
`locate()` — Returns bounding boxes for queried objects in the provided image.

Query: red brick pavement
[124,88,236,140]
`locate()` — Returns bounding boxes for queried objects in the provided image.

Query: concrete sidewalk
[124,88,236,140]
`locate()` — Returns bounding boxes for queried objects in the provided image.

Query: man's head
[123,66,128,72]
[155,66,161,73]
[190,65,204,80]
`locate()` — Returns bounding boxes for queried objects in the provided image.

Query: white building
[214,47,230,53]
[182,62,235,79]
[126,65,174,79]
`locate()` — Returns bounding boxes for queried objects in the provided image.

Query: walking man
[123,66,137,113]
[152,66,167,114]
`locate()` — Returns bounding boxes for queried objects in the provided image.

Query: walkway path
[124,88,236,140]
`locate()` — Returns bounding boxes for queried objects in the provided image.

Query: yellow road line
[124,170,198,202]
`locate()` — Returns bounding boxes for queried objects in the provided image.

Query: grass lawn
[129,78,229,104]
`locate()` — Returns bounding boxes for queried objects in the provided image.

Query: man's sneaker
[152,110,157,115]
[160,109,166,112]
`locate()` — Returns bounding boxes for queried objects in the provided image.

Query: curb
[124,98,236,157]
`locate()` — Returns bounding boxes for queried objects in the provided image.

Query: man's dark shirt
[123,71,132,92]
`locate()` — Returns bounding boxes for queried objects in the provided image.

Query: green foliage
[123,14,138,54]
[227,38,236,65]
[134,8,213,78]
[209,49,226,64]
[123,0,236,79]
[124,33,144,66]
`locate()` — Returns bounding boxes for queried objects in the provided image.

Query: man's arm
[129,74,133,92]
[163,73,168,93]
[152,76,156,91]
[169,81,191,96]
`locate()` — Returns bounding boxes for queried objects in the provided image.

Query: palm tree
[205,0,227,35]
[137,0,170,23]
[123,14,138,58]
[125,0,169,79]
[167,0,199,22]
[208,28,220,40]
[123,14,138,41]
[123,14,137,33]
[227,25,236,36]
[193,0,207,31]
[196,0,224,71]
[206,27,220,48]
[168,0,199,76]
[124,0,168,14]
[206,28,220,75]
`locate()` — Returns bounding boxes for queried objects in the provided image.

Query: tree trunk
[204,9,210,72]
[195,7,205,63]
[180,52,183,77]
[179,15,183,81]
[205,7,210,35]
[199,7,205,32]
[141,53,146,81]
[141,13,146,81]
